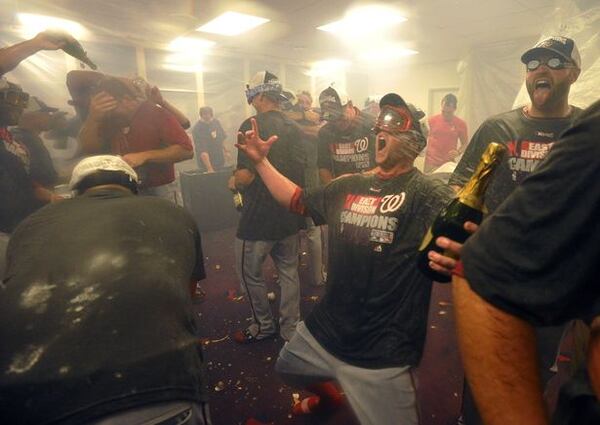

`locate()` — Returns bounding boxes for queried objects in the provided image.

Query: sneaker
[233,328,276,344]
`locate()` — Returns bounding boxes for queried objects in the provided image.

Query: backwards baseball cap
[318,86,350,121]
[521,36,581,69]
[24,96,59,114]
[375,93,426,152]
[245,71,287,104]
[69,155,139,192]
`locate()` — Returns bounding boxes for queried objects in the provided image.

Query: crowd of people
[0,30,598,425]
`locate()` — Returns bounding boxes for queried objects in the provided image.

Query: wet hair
[92,77,136,100]
[73,170,138,194]
[442,93,458,107]
[199,106,213,116]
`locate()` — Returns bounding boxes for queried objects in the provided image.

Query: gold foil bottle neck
[457,142,506,210]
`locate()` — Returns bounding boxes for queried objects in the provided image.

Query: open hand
[235,118,278,164]
[427,221,479,276]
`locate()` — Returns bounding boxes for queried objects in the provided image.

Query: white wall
[367,59,461,117]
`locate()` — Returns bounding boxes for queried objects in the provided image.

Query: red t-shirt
[108,101,193,188]
[425,113,468,169]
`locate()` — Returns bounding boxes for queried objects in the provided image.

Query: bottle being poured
[417,142,506,282]
[45,30,98,70]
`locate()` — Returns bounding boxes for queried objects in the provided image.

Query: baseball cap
[281,89,296,111]
[24,96,59,114]
[245,71,287,104]
[69,155,139,191]
[521,36,581,69]
[318,86,350,121]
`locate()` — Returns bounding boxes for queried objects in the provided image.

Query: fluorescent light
[163,52,204,73]
[168,37,215,52]
[308,59,351,77]
[317,6,406,36]
[17,13,87,39]
[359,46,418,61]
[196,11,269,36]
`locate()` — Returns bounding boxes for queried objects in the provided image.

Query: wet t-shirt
[317,110,376,177]
[0,189,207,424]
[236,110,305,241]
[304,171,453,368]
[449,106,581,212]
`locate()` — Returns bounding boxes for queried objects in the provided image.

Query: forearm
[200,152,214,172]
[452,276,549,425]
[160,100,190,129]
[254,158,299,209]
[0,39,41,75]
[142,144,193,164]
[78,118,105,154]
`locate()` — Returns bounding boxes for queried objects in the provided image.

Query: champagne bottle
[417,142,506,282]
[47,31,98,70]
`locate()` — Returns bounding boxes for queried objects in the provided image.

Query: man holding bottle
[236,93,453,424]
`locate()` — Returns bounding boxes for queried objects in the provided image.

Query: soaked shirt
[303,171,453,368]
[317,110,376,177]
[0,189,206,424]
[449,106,581,212]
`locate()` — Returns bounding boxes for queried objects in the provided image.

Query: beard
[526,77,571,112]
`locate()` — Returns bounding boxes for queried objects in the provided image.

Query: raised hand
[427,221,479,276]
[88,91,118,122]
[235,118,278,164]
[34,31,77,51]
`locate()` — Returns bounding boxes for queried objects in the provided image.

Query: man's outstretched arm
[236,117,300,210]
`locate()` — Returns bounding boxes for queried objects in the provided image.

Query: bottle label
[419,227,434,251]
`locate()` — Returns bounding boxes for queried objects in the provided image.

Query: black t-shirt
[317,110,376,177]
[449,106,582,212]
[236,110,305,240]
[462,99,600,327]
[0,130,43,233]
[0,189,207,424]
[11,127,59,188]
[304,171,453,368]
[192,119,226,171]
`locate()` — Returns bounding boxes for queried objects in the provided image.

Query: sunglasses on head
[526,57,574,72]
[373,105,413,135]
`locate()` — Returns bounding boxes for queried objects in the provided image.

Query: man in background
[192,106,229,173]
[317,87,376,184]
[78,77,193,202]
[424,93,468,172]
[232,71,305,343]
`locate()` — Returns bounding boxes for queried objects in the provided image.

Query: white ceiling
[6,0,560,66]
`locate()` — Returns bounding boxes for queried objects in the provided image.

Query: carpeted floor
[194,226,464,425]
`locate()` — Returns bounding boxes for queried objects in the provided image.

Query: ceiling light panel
[196,11,269,36]
[17,13,87,39]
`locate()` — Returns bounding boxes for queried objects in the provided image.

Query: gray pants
[304,218,326,286]
[139,181,180,205]
[235,234,300,341]
[276,322,419,425]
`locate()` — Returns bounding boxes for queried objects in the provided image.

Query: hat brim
[521,47,577,67]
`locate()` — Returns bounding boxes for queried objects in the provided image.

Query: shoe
[233,328,276,344]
